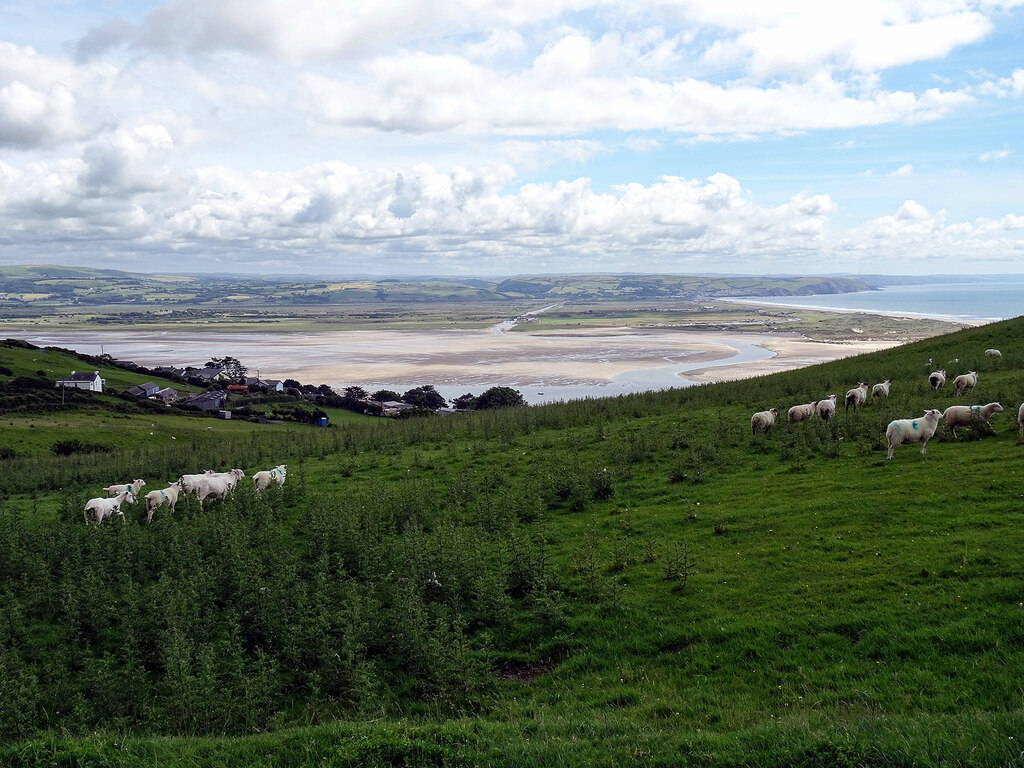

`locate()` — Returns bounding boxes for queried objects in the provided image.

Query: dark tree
[207,356,247,383]
[283,379,302,389]
[317,384,336,396]
[402,385,447,409]
[371,389,401,402]
[452,392,478,410]
[344,386,369,400]
[475,386,526,410]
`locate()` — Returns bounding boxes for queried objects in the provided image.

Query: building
[153,388,178,404]
[122,382,160,399]
[226,384,249,395]
[181,391,227,412]
[55,371,104,392]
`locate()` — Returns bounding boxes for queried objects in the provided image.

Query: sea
[730,280,1024,324]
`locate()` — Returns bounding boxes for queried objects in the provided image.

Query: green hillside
[2,319,1024,766]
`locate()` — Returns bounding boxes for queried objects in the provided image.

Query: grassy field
[1,318,1024,765]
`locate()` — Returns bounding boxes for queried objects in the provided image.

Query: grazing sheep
[929,370,947,390]
[844,382,869,413]
[253,464,288,492]
[144,481,182,523]
[952,371,979,396]
[788,401,818,423]
[84,490,133,524]
[942,402,1004,438]
[871,379,892,400]
[985,348,1002,357]
[1018,403,1024,439]
[102,479,145,500]
[886,410,943,460]
[179,470,216,496]
[815,395,838,421]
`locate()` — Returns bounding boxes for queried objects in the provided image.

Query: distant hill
[0,265,880,308]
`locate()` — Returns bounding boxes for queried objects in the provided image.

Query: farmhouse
[153,387,178,404]
[186,366,227,384]
[55,371,104,392]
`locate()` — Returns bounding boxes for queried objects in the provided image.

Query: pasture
[1,317,1024,766]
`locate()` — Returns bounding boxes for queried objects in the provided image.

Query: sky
[0,0,1022,277]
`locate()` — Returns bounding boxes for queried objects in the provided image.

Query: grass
[1,317,1024,765]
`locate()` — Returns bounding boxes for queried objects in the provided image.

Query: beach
[24,325,902,402]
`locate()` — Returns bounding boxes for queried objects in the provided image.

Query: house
[153,387,177,404]
[154,366,188,379]
[181,391,228,412]
[226,384,249,395]
[377,400,417,417]
[185,366,227,384]
[122,382,160,399]
[55,371,104,392]
[263,379,285,392]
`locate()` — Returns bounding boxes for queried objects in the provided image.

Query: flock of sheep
[750,348,1023,460]
[83,464,288,524]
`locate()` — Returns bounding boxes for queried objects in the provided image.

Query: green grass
[2,317,1024,765]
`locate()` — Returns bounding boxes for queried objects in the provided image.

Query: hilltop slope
[1,317,1023,766]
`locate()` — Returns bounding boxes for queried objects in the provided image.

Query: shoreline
[22,326,902,402]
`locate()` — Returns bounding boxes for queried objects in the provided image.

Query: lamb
[871,379,892,400]
[102,479,145,500]
[788,401,818,423]
[985,348,1002,357]
[885,410,943,460]
[952,371,979,396]
[844,382,869,412]
[84,490,133,524]
[179,470,216,496]
[942,402,1003,438]
[815,395,837,421]
[750,409,778,434]
[144,481,182,523]
[252,462,288,493]
[929,370,946,390]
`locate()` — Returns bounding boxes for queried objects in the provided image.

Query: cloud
[979,149,1009,162]
[890,164,914,177]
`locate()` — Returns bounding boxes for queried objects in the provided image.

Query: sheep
[952,371,979,396]
[84,490,133,524]
[1019,403,1024,439]
[102,479,145,500]
[885,410,943,460]
[985,348,1002,357]
[844,382,869,413]
[788,401,818,423]
[144,481,182,523]
[253,464,288,492]
[929,370,946,390]
[193,472,244,507]
[815,395,837,421]
[871,379,892,400]
[179,470,216,496]
[942,402,1003,438]
[750,409,778,434]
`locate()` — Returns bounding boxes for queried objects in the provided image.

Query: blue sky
[0,0,1022,276]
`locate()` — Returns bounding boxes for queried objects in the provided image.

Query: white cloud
[890,164,914,177]
[979,149,1009,161]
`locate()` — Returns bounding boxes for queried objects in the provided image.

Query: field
[1,319,1023,766]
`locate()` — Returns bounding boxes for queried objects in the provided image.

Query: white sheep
[788,401,818,423]
[942,402,1003,438]
[844,382,869,413]
[253,464,288,492]
[815,395,837,421]
[985,348,1002,357]
[1018,403,1024,439]
[928,370,946,390]
[871,379,892,400]
[886,410,943,460]
[102,479,145,500]
[952,371,979,396]
[84,490,133,524]
[144,481,182,523]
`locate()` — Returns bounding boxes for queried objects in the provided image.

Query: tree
[283,379,302,390]
[452,392,478,410]
[344,386,368,400]
[371,389,401,402]
[402,385,447,410]
[207,356,247,383]
[317,384,336,397]
[474,386,525,410]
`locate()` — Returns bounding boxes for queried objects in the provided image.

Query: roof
[59,370,102,382]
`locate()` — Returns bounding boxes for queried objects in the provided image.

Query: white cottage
[55,371,104,392]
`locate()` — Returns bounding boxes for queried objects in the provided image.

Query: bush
[50,439,111,456]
